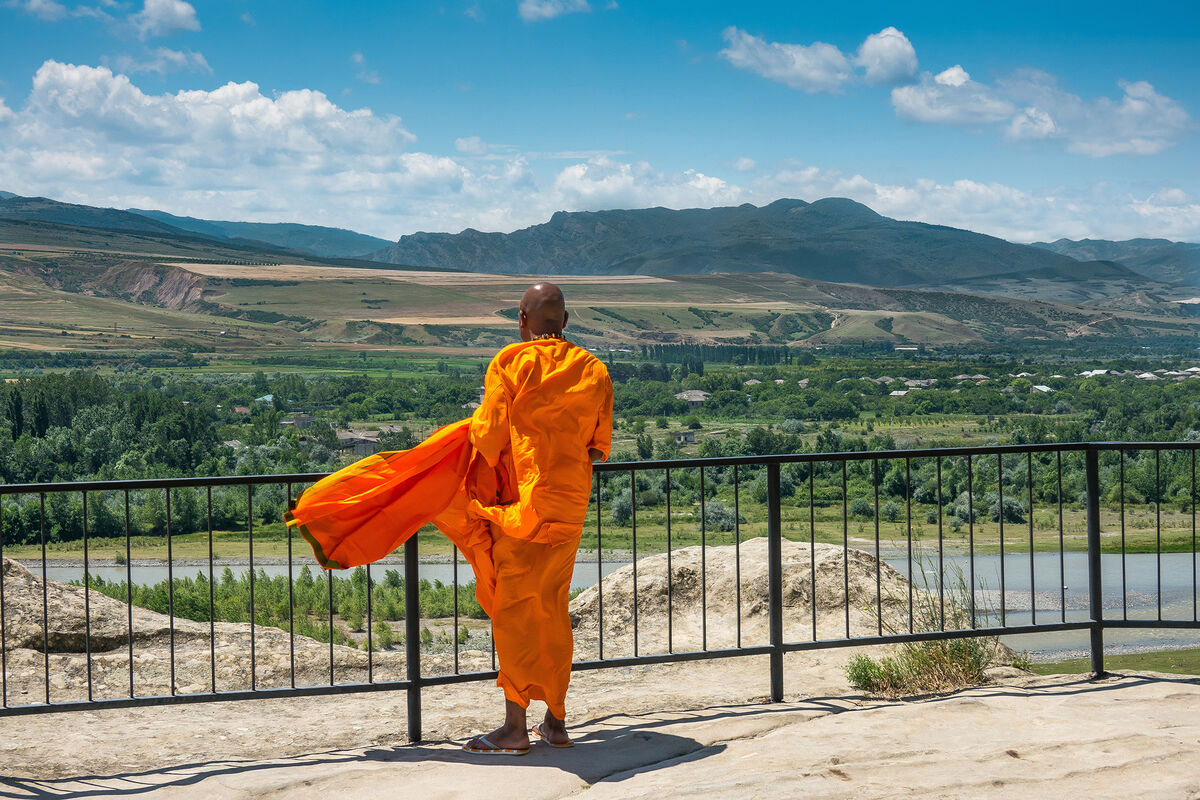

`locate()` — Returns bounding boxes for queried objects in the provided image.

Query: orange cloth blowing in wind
[284,338,612,718]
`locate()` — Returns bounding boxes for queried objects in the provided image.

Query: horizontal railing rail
[0,440,1198,741]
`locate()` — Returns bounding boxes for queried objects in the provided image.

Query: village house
[675,389,711,408]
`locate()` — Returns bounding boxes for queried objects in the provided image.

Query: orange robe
[284,338,612,719]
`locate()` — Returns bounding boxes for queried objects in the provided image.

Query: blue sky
[0,0,1197,242]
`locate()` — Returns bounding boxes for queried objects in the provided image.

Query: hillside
[1033,238,1200,287]
[0,195,193,237]
[369,197,1115,288]
[128,209,393,259]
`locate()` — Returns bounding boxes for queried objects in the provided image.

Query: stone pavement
[2,672,1198,799]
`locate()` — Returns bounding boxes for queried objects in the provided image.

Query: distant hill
[0,190,18,200]
[368,197,1129,288]
[127,209,393,259]
[0,195,193,236]
[1033,238,1200,287]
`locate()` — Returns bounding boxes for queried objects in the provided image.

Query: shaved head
[518,282,568,341]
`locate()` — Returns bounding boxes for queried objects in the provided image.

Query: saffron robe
[284,338,613,718]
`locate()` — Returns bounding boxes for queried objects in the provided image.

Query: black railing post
[767,463,784,703]
[1085,446,1105,676]
[405,535,422,741]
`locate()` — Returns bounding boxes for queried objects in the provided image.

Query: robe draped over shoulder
[283,338,613,631]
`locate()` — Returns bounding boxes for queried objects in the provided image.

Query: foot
[465,723,530,753]
[534,711,573,746]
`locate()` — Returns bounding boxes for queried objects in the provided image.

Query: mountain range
[2,190,1198,296]
[367,198,1195,296]
[0,195,391,260]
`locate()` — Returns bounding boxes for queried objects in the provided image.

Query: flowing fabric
[284,338,612,718]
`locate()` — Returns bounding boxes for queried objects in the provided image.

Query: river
[42,551,1200,659]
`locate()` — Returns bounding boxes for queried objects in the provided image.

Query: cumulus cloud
[8,0,67,21]
[2,60,1197,241]
[721,26,919,94]
[111,47,210,75]
[891,66,1015,124]
[130,0,199,39]
[732,156,756,171]
[855,26,917,85]
[518,0,589,22]
[1000,70,1192,156]
[720,27,853,93]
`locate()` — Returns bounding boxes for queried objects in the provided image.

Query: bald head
[518,282,568,341]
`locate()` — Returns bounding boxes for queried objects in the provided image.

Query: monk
[283,282,611,755]
[462,282,613,754]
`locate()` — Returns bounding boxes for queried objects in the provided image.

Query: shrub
[846,561,1003,697]
[850,497,873,520]
[881,501,902,523]
[701,500,745,532]
[373,619,395,649]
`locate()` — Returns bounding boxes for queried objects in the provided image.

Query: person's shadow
[0,707,763,799]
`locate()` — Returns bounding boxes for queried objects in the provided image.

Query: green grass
[1030,647,1200,676]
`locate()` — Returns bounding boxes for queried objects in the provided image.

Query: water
[45,550,1200,658]
[883,552,1200,659]
[45,558,627,593]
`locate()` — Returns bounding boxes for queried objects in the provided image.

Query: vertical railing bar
[0,493,6,708]
[1156,450,1162,621]
[40,493,49,705]
[83,491,92,701]
[596,472,603,661]
[905,458,913,635]
[873,459,881,636]
[667,467,674,654]
[404,535,421,742]
[327,567,334,686]
[1193,450,1197,623]
[167,487,175,696]
[1120,452,1127,620]
[842,460,849,639]
[1058,451,1065,623]
[998,453,1005,628]
[1028,452,1036,626]
[936,457,945,630]
[1085,446,1105,676]
[124,489,133,698]
[208,486,216,693]
[285,483,294,689]
[630,469,638,658]
[700,466,707,651]
[733,466,741,649]
[809,467,816,642]
[453,545,460,674]
[767,463,783,703]
[246,485,254,692]
[968,455,976,628]
[366,562,373,683]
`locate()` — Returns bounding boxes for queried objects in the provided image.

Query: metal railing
[1,441,1198,741]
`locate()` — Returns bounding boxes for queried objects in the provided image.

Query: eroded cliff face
[6,255,209,311]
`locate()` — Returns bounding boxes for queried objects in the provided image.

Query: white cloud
[350,52,381,85]
[855,26,917,86]
[891,66,1015,124]
[112,48,210,75]
[1000,71,1192,156]
[732,156,756,172]
[8,0,67,21]
[455,136,488,155]
[3,60,1197,242]
[240,11,254,25]
[720,26,853,94]
[517,0,589,22]
[130,0,199,39]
